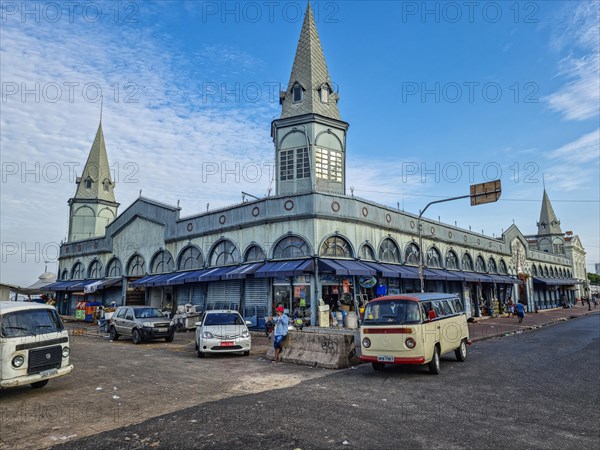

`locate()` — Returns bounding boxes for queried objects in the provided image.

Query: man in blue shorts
[272,306,288,362]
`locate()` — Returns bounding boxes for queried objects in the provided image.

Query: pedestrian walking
[269,306,289,362]
[507,297,514,318]
[515,302,526,323]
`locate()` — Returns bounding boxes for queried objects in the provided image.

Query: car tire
[165,333,174,343]
[428,345,441,375]
[197,349,205,358]
[109,326,119,341]
[455,339,467,362]
[372,362,385,371]
[132,329,142,345]
[31,380,49,389]
[243,351,250,356]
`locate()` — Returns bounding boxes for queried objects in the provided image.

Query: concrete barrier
[266,329,361,369]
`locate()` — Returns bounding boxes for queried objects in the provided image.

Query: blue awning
[318,259,376,276]
[66,279,102,291]
[167,270,203,285]
[44,280,79,291]
[129,274,163,288]
[255,260,313,278]
[360,262,396,278]
[375,264,419,279]
[196,266,237,282]
[460,271,484,282]
[223,262,265,280]
[533,277,578,286]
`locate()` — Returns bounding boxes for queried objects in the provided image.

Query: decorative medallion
[219,215,226,225]
[77,245,81,251]
[463,235,468,243]
[362,207,369,217]
[331,201,340,212]
[385,213,392,223]
[252,206,260,217]
[477,239,481,245]
[448,231,452,238]
[94,242,98,249]
[284,200,294,211]
[187,222,193,232]
[410,220,415,229]
[430,226,435,235]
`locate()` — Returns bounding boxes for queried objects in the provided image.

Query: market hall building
[47,4,587,325]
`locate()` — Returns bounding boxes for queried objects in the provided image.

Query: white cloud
[545,1,600,121]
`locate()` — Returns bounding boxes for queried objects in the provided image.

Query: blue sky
[1,0,598,286]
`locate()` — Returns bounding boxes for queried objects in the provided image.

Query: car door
[114,308,126,334]
[123,308,134,336]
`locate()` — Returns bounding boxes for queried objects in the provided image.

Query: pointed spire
[74,119,116,203]
[280,2,340,120]
[537,189,562,235]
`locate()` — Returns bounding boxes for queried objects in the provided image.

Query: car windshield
[0,309,64,338]
[204,313,244,326]
[362,300,422,325]
[133,308,165,319]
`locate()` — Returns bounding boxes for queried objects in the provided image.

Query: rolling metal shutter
[243,279,268,326]
[207,281,241,310]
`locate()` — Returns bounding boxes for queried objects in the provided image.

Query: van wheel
[197,350,205,358]
[455,339,467,362]
[31,380,49,389]
[165,333,174,343]
[428,345,441,374]
[243,351,250,356]
[132,329,142,345]
[372,362,385,371]
[109,326,119,341]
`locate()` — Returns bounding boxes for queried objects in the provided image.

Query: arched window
[71,262,84,280]
[531,265,538,276]
[475,256,486,273]
[379,238,400,263]
[209,240,240,266]
[404,243,420,266]
[320,235,353,258]
[178,245,203,270]
[127,254,145,277]
[498,259,508,275]
[88,260,103,279]
[359,244,376,261]
[558,268,564,278]
[488,257,497,274]
[426,247,442,268]
[445,250,459,270]
[543,266,549,277]
[462,253,473,271]
[538,265,543,277]
[150,250,174,274]
[244,245,266,262]
[106,258,122,278]
[292,83,303,102]
[61,268,69,280]
[273,236,310,259]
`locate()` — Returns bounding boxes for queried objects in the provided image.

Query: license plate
[221,341,234,347]
[377,355,394,362]
[39,368,58,378]
[157,328,168,332]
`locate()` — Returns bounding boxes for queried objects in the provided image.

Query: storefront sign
[359,276,377,288]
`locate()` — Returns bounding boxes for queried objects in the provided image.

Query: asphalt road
[56,313,600,450]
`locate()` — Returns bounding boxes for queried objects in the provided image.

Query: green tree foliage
[587,273,600,285]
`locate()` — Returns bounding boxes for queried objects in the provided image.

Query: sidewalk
[468,305,598,342]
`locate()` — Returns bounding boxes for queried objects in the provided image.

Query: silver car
[109,306,175,344]
[195,310,252,357]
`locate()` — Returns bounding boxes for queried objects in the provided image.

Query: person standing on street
[515,302,526,323]
[507,297,514,318]
[270,306,289,362]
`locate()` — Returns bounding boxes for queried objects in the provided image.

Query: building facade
[48,4,587,323]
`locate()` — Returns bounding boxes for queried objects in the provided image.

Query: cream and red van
[359,293,470,374]
[1,301,73,389]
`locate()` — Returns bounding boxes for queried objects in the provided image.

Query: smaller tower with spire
[67,114,119,242]
[536,189,564,254]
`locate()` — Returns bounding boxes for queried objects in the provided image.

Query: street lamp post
[417,180,502,293]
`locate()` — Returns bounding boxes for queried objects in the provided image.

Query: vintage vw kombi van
[359,294,470,374]
[0,301,73,388]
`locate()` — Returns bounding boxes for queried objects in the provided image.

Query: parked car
[109,306,175,344]
[195,310,252,357]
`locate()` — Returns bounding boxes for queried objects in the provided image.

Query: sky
[1,0,599,286]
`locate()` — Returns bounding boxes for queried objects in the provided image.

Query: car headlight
[12,355,25,368]
[242,330,250,338]
[405,338,416,349]
[62,347,70,358]
[143,322,153,328]
[362,337,371,348]
[202,331,213,339]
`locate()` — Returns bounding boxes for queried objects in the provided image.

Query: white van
[0,301,73,388]
[359,293,470,374]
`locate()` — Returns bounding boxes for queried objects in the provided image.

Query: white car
[195,310,252,358]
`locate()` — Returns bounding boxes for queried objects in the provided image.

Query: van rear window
[0,309,64,338]
[363,300,422,325]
